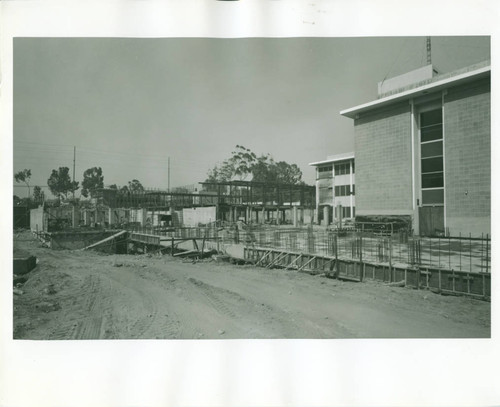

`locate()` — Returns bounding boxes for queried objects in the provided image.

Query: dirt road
[13,231,490,339]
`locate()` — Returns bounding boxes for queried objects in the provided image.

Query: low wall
[13,256,37,275]
[48,230,121,250]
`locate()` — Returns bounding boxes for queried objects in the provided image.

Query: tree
[14,169,32,198]
[47,167,79,199]
[33,186,45,205]
[109,184,118,190]
[81,167,104,198]
[274,161,303,185]
[229,145,257,179]
[204,145,304,186]
[127,179,144,193]
[251,154,278,183]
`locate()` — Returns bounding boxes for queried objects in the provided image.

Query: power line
[14,141,217,166]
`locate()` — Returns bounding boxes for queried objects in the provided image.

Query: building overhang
[309,152,355,167]
[340,64,490,119]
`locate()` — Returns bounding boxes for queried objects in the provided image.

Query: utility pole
[168,156,170,192]
[72,146,76,201]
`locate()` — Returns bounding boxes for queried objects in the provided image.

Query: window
[420,109,444,205]
[318,165,332,173]
[334,163,350,175]
[334,185,351,197]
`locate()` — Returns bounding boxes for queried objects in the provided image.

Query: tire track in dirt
[105,268,185,339]
[47,273,100,340]
[185,269,349,338]
[49,272,112,340]
[73,274,107,339]
[129,289,158,339]
[188,277,238,318]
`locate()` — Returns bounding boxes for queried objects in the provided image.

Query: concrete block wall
[354,102,413,216]
[444,78,490,236]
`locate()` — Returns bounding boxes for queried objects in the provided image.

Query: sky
[13,36,490,198]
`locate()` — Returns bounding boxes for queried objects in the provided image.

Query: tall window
[420,109,444,205]
[334,163,349,175]
[335,185,351,196]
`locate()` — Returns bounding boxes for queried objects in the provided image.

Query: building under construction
[31,181,316,232]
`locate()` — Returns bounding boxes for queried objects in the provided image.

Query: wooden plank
[256,250,273,266]
[83,230,127,250]
[298,256,317,272]
[285,254,303,270]
[173,249,199,257]
[266,252,288,269]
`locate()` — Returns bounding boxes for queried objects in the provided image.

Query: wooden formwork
[244,247,362,281]
[243,247,490,300]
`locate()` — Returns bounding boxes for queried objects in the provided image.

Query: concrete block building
[309,153,355,226]
[340,61,490,237]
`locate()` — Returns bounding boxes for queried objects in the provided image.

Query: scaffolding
[92,181,316,225]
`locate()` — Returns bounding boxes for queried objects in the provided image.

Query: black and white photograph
[11,35,491,340]
[1,1,499,406]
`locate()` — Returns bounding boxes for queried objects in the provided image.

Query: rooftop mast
[426,36,432,66]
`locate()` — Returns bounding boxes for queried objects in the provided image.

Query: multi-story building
[309,153,355,225]
[340,61,490,237]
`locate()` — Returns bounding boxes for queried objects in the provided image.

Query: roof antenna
[427,36,439,74]
[426,36,432,66]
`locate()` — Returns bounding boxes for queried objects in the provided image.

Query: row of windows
[420,109,444,206]
[335,206,354,218]
[335,162,354,175]
[317,162,355,175]
[334,185,355,196]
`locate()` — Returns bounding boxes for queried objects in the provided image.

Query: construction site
[13,180,491,340]
[11,37,492,341]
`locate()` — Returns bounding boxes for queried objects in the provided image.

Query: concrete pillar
[314,208,318,224]
[323,206,330,227]
[108,208,114,226]
[72,206,79,228]
[261,207,266,224]
[337,204,343,229]
[293,206,298,227]
[141,208,148,226]
[83,210,90,226]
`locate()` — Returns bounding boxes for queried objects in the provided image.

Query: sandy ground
[13,231,490,339]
